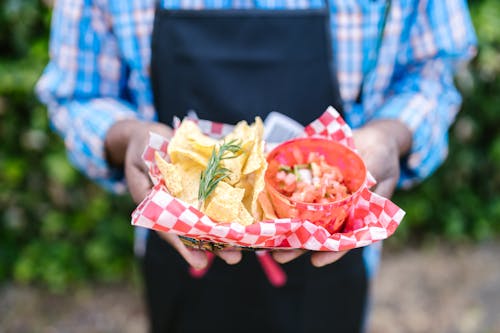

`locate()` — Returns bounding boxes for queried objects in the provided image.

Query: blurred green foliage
[0,0,136,292]
[0,0,498,291]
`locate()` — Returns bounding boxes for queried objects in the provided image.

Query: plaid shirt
[36,0,476,193]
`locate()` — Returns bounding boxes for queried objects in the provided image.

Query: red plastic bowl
[265,138,367,233]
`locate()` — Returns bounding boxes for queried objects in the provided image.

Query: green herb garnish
[278,165,292,172]
[198,139,242,209]
[293,163,309,181]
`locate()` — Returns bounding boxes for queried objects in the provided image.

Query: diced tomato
[276,171,287,182]
[292,147,304,165]
[274,152,350,203]
[310,161,321,178]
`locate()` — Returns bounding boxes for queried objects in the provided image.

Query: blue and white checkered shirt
[36,0,477,193]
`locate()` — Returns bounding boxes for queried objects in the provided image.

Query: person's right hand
[105,119,172,203]
[105,119,242,269]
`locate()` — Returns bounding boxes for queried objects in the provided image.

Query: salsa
[274,152,350,203]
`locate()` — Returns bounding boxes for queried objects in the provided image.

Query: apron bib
[151,8,343,125]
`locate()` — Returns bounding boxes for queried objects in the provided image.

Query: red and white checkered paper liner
[131,106,405,251]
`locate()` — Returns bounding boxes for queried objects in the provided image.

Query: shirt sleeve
[35,0,139,193]
[370,0,477,188]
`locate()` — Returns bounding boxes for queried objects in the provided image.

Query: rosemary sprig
[198,139,242,209]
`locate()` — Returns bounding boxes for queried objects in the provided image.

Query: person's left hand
[105,119,243,268]
[272,119,412,267]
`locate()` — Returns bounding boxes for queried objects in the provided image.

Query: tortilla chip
[242,117,265,175]
[220,120,253,185]
[155,152,183,196]
[203,181,245,223]
[157,116,269,226]
[177,164,204,206]
[155,151,204,206]
[168,120,216,167]
[236,203,256,226]
[258,190,278,220]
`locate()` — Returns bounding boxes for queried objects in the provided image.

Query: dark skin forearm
[105,119,178,167]
[105,119,138,167]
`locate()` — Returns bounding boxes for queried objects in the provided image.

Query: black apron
[151,8,344,124]
[144,4,367,333]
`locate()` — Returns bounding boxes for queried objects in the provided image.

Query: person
[36,0,476,332]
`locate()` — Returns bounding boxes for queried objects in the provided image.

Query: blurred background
[0,0,498,332]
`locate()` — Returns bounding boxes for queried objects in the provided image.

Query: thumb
[126,161,152,204]
[372,170,399,199]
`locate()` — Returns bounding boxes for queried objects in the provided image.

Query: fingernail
[311,258,326,267]
[192,261,207,270]
[190,252,208,269]
[223,256,240,265]
[272,251,295,264]
[218,251,241,265]
[311,254,330,267]
[311,253,340,267]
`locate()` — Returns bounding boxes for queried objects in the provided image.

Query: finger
[310,250,348,267]
[149,123,174,140]
[272,249,306,264]
[157,232,209,269]
[126,163,152,204]
[214,248,242,265]
[372,178,397,199]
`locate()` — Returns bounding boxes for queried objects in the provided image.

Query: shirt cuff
[53,98,140,193]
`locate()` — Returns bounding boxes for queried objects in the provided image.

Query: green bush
[0,0,136,291]
[0,0,498,290]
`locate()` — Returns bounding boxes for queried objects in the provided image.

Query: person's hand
[272,119,412,267]
[272,248,349,267]
[156,232,242,269]
[106,119,173,203]
[352,119,412,198]
[105,119,242,269]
